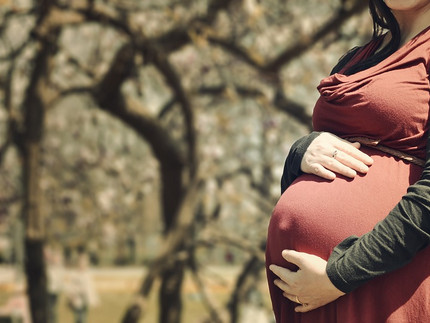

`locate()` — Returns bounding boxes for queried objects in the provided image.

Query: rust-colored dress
[266,27,430,322]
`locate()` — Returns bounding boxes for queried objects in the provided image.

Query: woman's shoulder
[404,25,430,71]
[330,36,382,75]
[330,46,361,75]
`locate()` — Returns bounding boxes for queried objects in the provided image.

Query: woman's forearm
[326,135,430,293]
[280,130,430,293]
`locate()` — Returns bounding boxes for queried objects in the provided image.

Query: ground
[0,265,273,323]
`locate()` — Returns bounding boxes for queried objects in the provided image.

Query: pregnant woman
[265,0,430,322]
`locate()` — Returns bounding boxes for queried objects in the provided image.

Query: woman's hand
[269,250,345,312]
[301,132,374,180]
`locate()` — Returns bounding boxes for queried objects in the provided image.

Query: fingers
[269,264,294,282]
[333,143,373,173]
[283,293,304,305]
[273,278,289,292]
[301,133,374,180]
[308,163,337,180]
[270,248,344,313]
[270,263,336,313]
[340,141,374,166]
[294,302,316,313]
[329,141,372,174]
[320,153,359,178]
[282,293,319,313]
[281,249,304,267]
[349,141,361,149]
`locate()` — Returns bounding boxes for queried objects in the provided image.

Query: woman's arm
[270,131,430,312]
[327,132,430,292]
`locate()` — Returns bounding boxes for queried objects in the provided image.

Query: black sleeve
[280,132,321,194]
[326,132,430,293]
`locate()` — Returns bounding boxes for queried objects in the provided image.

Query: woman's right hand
[301,132,374,180]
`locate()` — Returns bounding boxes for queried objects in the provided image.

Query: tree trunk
[20,2,56,317]
[93,28,198,323]
[24,239,47,322]
[159,262,186,323]
[21,82,48,323]
[21,96,48,323]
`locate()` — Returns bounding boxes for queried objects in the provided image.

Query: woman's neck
[392,4,430,46]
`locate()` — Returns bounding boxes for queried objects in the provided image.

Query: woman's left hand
[269,250,345,312]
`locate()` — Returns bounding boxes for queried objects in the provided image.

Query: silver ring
[332,149,338,159]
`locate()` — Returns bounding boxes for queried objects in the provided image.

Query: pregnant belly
[268,147,423,264]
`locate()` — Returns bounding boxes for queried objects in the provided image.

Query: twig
[189,260,225,323]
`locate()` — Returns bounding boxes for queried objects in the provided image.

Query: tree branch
[189,260,225,323]
[197,85,312,129]
[149,0,240,53]
[273,89,313,130]
[208,0,367,75]
[140,39,198,180]
[263,0,367,73]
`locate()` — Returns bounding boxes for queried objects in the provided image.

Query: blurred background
[0,0,372,322]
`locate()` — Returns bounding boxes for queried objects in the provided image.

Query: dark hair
[332,0,401,75]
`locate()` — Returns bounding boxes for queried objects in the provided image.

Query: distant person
[45,246,65,323]
[66,252,99,323]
